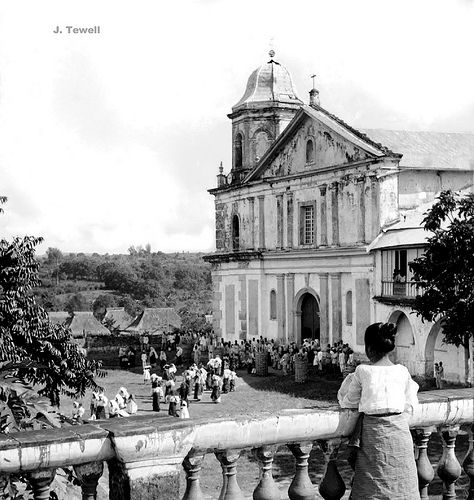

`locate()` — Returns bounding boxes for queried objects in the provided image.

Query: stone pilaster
[370,175,380,240]
[238,276,247,340]
[248,197,255,250]
[286,273,295,343]
[330,273,342,344]
[277,274,286,342]
[258,195,265,250]
[319,185,327,247]
[276,194,284,250]
[330,183,339,246]
[319,273,329,347]
[357,177,366,244]
[212,274,222,337]
[287,192,294,249]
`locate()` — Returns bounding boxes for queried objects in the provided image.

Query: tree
[93,293,117,320]
[0,235,103,406]
[65,293,89,313]
[409,190,474,384]
[46,247,63,286]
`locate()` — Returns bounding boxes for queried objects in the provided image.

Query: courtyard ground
[54,366,469,499]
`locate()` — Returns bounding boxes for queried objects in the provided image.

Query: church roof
[124,308,181,334]
[232,52,303,111]
[244,104,398,183]
[361,129,474,171]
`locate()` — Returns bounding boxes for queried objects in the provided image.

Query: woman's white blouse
[337,364,419,414]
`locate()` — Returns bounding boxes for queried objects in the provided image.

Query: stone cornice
[203,250,263,264]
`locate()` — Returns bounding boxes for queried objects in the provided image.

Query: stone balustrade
[0,389,472,499]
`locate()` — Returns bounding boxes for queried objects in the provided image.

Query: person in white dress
[338,322,420,500]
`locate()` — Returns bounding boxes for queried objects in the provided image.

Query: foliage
[0,235,103,406]
[410,190,474,347]
[92,293,117,320]
[65,292,89,313]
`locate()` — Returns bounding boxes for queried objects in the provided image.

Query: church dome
[233,51,303,111]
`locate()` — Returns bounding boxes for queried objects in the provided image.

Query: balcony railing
[381,280,420,298]
[0,389,472,499]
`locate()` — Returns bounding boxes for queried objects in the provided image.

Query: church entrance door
[300,293,320,341]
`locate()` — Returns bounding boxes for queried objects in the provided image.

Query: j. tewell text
[53,26,101,34]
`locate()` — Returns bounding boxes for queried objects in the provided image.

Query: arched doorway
[300,293,320,342]
[388,310,415,372]
[425,321,466,384]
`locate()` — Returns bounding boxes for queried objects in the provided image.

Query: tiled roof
[125,308,181,334]
[361,129,474,171]
[103,307,134,330]
[67,311,110,337]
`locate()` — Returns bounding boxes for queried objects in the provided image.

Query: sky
[0,0,473,254]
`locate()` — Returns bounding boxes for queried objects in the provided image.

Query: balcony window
[381,247,424,297]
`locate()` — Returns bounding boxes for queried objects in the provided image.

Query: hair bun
[380,322,397,340]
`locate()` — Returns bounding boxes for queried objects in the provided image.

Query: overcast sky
[0,0,472,254]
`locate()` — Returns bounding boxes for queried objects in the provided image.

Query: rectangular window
[304,206,314,244]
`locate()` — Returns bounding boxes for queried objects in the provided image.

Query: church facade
[204,52,474,383]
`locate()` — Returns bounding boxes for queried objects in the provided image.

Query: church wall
[378,173,399,228]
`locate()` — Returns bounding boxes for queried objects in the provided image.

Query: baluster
[182,451,206,500]
[27,469,56,500]
[437,426,462,500]
[287,442,316,500]
[252,445,280,500]
[412,427,435,500]
[73,461,104,500]
[318,438,346,500]
[215,449,245,500]
[463,424,474,500]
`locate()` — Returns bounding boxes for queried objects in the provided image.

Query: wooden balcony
[0,389,472,499]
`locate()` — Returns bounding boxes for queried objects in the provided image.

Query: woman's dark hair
[364,322,397,358]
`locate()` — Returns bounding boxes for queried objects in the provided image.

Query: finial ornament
[311,74,317,89]
[219,161,223,174]
[269,49,275,59]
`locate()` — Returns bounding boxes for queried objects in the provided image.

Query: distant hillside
[35,247,213,330]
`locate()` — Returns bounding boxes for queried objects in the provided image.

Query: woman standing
[338,322,419,499]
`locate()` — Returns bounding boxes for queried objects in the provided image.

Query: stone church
[204,51,474,383]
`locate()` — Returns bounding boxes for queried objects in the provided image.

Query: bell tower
[227,51,303,184]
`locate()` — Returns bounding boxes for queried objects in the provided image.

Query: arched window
[232,215,240,251]
[306,139,314,164]
[346,291,353,325]
[270,290,277,320]
[235,133,243,169]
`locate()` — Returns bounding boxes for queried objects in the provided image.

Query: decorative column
[215,449,245,500]
[462,424,474,500]
[437,426,462,499]
[319,273,329,347]
[287,192,294,249]
[319,185,327,246]
[277,274,286,342]
[370,175,380,240]
[248,197,255,250]
[412,428,435,500]
[329,183,339,246]
[287,442,316,500]
[318,439,346,500]
[276,194,284,250]
[27,469,56,500]
[258,195,266,250]
[286,273,295,343]
[357,177,366,244]
[238,276,247,340]
[252,445,280,500]
[330,273,342,344]
[74,461,104,500]
[182,451,206,500]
